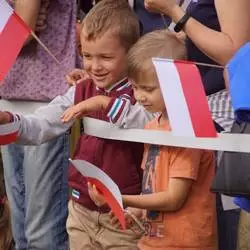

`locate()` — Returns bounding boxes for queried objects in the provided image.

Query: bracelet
[174,12,190,33]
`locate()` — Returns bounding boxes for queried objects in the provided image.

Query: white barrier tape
[83,117,250,153]
[0,121,19,135]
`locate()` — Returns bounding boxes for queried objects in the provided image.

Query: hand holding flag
[69,159,127,229]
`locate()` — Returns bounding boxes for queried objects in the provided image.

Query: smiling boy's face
[81,28,128,90]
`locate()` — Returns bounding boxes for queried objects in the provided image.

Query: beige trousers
[237,210,250,250]
[67,200,143,250]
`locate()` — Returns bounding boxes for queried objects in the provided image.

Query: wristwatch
[174,12,191,33]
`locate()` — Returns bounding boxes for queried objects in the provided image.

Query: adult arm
[145,0,250,65]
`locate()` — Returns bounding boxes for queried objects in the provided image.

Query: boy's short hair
[82,0,140,51]
[127,30,187,82]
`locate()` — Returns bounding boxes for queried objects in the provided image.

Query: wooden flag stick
[31,31,61,66]
[172,59,225,69]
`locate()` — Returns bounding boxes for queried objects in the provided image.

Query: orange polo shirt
[138,118,217,250]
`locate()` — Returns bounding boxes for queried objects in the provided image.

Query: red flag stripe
[86,177,126,229]
[0,12,30,81]
[174,61,217,137]
[0,131,18,145]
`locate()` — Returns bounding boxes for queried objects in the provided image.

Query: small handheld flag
[0,0,31,81]
[153,58,217,137]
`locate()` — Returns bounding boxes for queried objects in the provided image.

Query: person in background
[0,152,13,250]
[0,0,77,249]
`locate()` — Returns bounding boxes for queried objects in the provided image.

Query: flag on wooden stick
[0,0,31,81]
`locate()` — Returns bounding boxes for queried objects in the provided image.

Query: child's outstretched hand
[88,182,106,207]
[61,103,86,123]
[66,68,89,86]
[61,96,111,123]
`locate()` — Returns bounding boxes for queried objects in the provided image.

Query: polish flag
[153,58,217,137]
[0,0,31,81]
[0,121,19,145]
[69,159,126,230]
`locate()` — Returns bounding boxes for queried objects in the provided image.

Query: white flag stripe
[0,0,13,33]
[0,121,19,135]
[83,117,250,153]
[153,58,195,137]
[69,159,123,207]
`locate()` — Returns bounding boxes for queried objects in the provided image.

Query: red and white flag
[0,0,31,81]
[69,159,126,230]
[153,58,217,138]
[0,121,19,145]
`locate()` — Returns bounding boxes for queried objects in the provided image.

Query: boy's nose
[136,93,147,104]
[91,59,102,71]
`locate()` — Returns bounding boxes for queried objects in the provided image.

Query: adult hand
[144,0,178,16]
[35,0,50,32]
[88,182,106,207]
[66,68,89,86]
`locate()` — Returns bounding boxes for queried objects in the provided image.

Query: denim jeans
[1,133,69,250]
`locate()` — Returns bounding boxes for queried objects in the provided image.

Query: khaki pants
[237,211,250,250]
[67,200,143,250]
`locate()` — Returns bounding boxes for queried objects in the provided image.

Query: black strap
[174,12,190,32]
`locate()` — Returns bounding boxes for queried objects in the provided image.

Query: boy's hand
[61,104,85,123]
[0,112,12,125]
[61,96,111,123]
[66,68,89,86]
[110,207,143,227]
[88,182,106,207]
[144,0,177,15]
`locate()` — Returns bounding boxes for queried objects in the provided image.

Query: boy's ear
[223,68,229,90]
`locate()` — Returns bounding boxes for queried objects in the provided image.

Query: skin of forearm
[99,96,111,110]
[167,6,235,65]
[79,95,111,113]
[122,192,184,212]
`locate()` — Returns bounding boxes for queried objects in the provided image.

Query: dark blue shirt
[134,0,171,34]
[186,0,225,95]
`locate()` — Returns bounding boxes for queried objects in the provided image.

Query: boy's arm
[106,98,157,129]
[0,86,75,145]
[123,148,205,212]
[62,95,156,129]
[122,178,193,212]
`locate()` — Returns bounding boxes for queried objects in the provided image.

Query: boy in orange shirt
[73,30,218,250]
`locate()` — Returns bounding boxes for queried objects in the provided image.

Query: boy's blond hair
[127,30,187,82]
[82,0,140,51]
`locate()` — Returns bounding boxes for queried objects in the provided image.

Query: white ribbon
[83,117,250,153]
